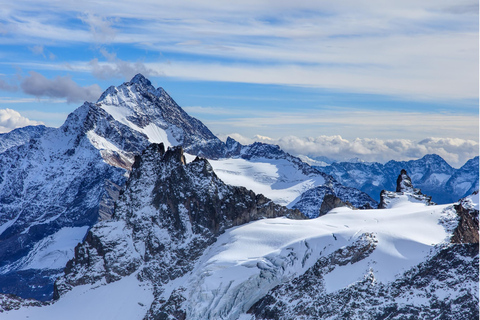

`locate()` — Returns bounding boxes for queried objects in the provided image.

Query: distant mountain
[212,138,378,218]
[315,154,479,204]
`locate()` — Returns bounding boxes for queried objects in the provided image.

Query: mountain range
[0,74,478,319]
[0,74,374,301]
[314,154,479,204]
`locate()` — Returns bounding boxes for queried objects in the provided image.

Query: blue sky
[0,1,478,166]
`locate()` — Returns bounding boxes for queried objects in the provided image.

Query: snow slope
[209,157,325,207]
[211,140,377,217]
[181,201,456,319]
[1,273,153,320]
[3,201,459,320]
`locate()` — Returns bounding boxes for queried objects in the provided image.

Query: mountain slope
[0,125,48,154]
[53,143,304,319]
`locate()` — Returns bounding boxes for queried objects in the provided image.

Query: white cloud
[0,108,43,133]
[79,12,117,43]
[20,71,102,103]
[221,133,478,168]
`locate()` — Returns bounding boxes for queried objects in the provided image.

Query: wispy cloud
[89,49,161,80]
[0,108,43,133]
[0,1,477,100]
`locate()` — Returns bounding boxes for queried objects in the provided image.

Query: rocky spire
[379,169,435,209]
[396,169,414,193]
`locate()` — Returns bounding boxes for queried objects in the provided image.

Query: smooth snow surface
[183,202,454,319]
[19,226,89,270]
[209,157,325,206]
[2,273,153,320]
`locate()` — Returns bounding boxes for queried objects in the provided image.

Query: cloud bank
[0,108,43,133]
[219,134,478,168]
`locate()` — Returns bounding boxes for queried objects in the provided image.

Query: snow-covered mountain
[0,74,226,300]
[0,74,374,300]
[2,146,477,319]
[0,125,48,154]
[211,138,377,218]
[315,154,479,204]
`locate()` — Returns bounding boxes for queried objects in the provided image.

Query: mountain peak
[129,73,152,87]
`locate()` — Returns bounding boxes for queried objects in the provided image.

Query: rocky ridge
[54,143,304,319]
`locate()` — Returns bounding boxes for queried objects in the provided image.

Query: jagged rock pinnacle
[379,169,435,209]
[396,169,414,193]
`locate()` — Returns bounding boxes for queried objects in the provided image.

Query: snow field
[209,157,325,207]
[1,273,153,320]
[182,202,454,319]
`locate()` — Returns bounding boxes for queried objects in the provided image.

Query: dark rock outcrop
[318,194,354,216]
[379,169,435,209]
[451,191,479,244]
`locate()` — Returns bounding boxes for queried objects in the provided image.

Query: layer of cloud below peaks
[219,134,478,168]
[0,108,43,133]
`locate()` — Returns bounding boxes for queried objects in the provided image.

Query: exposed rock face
[451,191,479,244]
[249,243,478,320]
[396,169,414,192]
[54,143,304,318]
[315,154,479,204]
[379,169,435,209]
[318,194,354,216]
[292,181,376,218]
